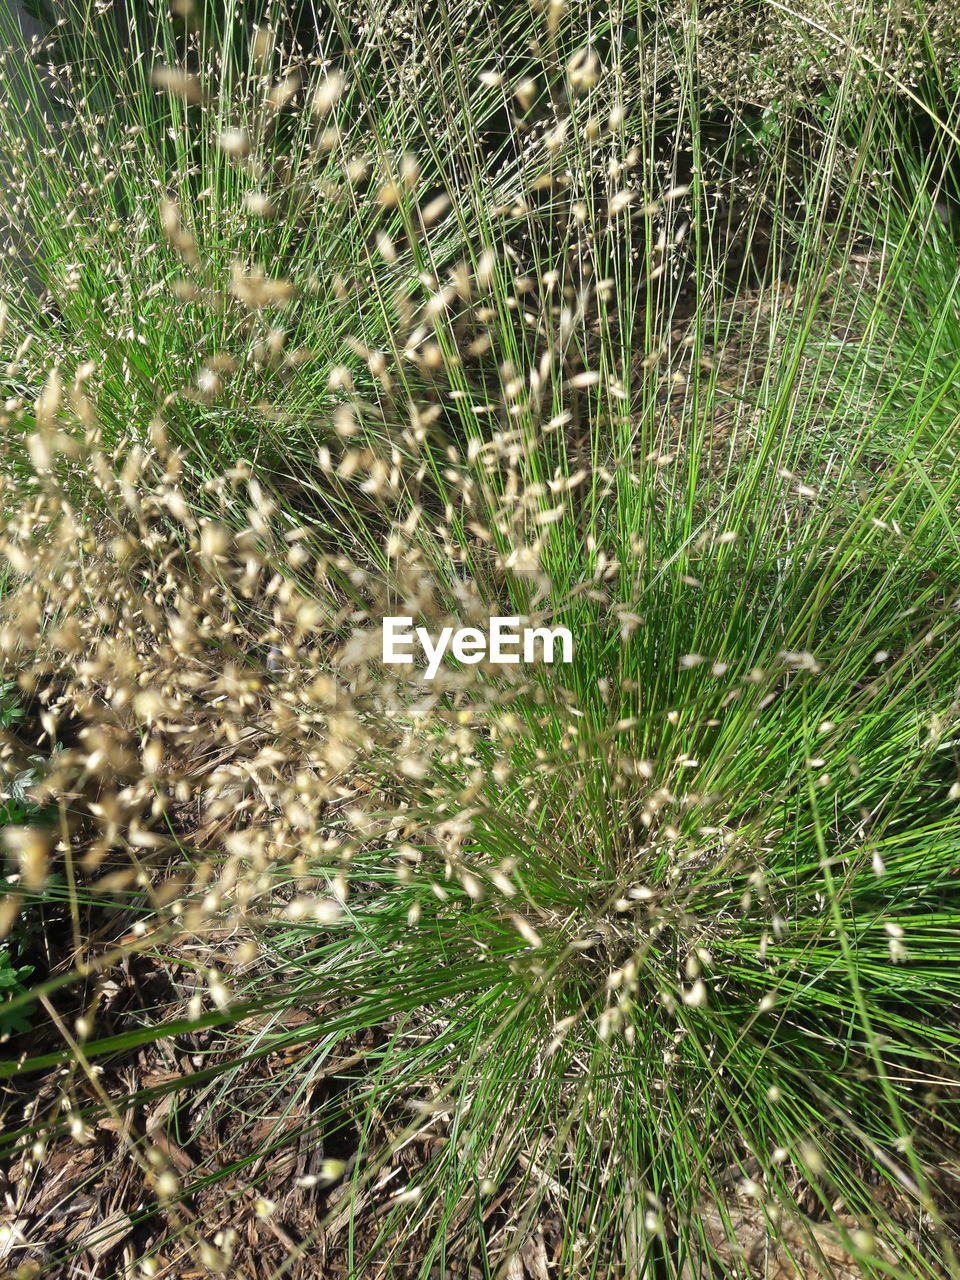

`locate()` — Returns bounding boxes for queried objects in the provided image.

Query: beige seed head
[151,66,205,104]
[514,78,537,111]
[218,128,250,157]
[567,47,599,92]
[798,1140,825,1175]
[312,71,344,115]
[251,25,275,68]
[3,827,51,891]
[269,75,300,111]
[244,191,275,216]
[681,980,707,1008]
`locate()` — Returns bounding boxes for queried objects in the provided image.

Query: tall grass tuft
[1,2,960,1277]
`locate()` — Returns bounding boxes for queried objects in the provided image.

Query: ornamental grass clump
[1,3,960,1279]
[4,251,960,1277]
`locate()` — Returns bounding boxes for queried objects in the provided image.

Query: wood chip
[86,1210,134,1262]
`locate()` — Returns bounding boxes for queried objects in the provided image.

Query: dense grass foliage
[1,2,960,1278]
